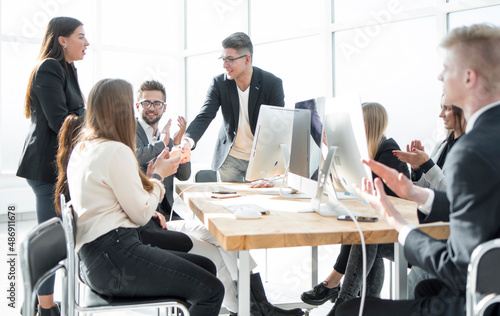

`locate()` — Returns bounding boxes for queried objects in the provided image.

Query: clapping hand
[393,140,429,170]
[173,116,187,146]
[152,148,180,179]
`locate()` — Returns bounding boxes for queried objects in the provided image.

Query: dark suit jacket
[135,119,191,219]
[405,103,500,315]
[185,66,285,170]
[17,58,85,184]
[373,137,410,197]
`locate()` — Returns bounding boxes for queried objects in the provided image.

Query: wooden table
[176,182,450,315]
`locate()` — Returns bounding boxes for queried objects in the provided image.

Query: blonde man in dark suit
[335,24,500,316]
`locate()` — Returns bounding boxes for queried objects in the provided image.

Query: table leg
[394,242,408,299]
[238,250,251,316]
[311,246,318,287]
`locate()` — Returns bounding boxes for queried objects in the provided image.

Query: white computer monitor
[245,105,310,181]
[311,94,372,216]
[287,97,326,197]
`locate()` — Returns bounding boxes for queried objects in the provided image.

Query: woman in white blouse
[66,78,224,316]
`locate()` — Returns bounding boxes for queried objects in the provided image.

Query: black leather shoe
[301,282,340,305]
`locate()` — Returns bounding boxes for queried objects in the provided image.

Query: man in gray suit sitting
[135,80,190,221]
[181,32,285,182]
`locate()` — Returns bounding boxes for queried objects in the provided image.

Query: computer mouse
[234,209,262,219]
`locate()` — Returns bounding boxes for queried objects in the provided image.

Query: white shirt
[229,85,254,160]
[138,116,161,143]
[67,139,165,252]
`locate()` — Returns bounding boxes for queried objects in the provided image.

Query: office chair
[20,217,68,316]
[195,169,217,182]
[60,195,190,316]
[466,238,500,316]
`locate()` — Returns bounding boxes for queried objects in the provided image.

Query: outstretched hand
[249,179,275,188]
[362,159,416,200]
[353,177,407,232]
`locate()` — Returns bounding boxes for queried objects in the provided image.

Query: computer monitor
[286,97,326,197]
[311,94,372,216]
[245,105,310,181]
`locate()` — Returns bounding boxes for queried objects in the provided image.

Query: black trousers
[334,279,467,316]
[79,227,224,316]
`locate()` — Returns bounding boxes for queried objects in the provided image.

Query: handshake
[169,145,191,163]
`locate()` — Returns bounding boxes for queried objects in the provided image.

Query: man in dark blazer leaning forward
[181,32,285,182]
[333,23,500,316]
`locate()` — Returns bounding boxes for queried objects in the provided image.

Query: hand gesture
[152,147,180,179]
[179,138,191,152]
[393,149,430,170]
[152,211,168,229]
[146,160,154,177]
[353,177,407,232]
[160,119,172,145]
[361,159,429,205]
[409,140,424,152]
[249,179,275,188]
[170,145,191,164]
[173,116,187,145]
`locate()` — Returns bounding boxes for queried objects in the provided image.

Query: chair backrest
[466,238,500,316]
[195,169,217,182]
[60,194,78,316]
[20,217,67,316]
[59,194,191,316]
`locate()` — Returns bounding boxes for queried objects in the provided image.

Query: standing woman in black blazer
[17,16,88,316]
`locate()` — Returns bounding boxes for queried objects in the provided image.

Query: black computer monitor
[286,97,326,197]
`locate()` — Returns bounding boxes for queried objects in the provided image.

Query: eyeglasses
[139,100,165,109]
[218,55,247,65]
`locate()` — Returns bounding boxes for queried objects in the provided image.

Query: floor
[1,213,394,316]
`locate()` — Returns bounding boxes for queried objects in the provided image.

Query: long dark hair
[54,79,156,212]
[24,16,83,118]
[450,105,466,137]
[54,114,84,213]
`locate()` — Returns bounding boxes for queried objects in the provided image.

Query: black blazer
[373,137,410,197]
[185,66,285,170]
[405,104,500,315]
[17,59,85,184]
[135,119,191,219]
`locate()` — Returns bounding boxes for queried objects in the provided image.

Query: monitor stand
[278,144,310,199]
[311,146,359,217]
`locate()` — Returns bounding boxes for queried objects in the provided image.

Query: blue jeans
[217,155,249,182]
[26,179,58,296]
[79,227,224,316]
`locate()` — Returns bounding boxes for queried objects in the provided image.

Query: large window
[1,0,500,214]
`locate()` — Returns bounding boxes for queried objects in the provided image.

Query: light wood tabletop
[176,182,450,251]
